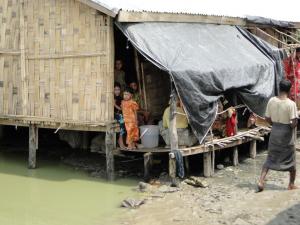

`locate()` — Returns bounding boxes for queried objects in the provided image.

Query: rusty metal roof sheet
[89,0,300,22]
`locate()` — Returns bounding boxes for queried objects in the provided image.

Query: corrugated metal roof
[90,0,300,22]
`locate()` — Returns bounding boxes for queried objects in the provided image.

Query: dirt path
[117,152,300,225]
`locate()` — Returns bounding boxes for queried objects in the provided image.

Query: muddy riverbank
[1,142,300,225]
[117,152,300,225]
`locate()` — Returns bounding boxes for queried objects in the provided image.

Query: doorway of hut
[114,25,171,126]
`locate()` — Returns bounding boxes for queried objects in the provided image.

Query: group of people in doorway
[114,59,153,150]
[114,59,195,150]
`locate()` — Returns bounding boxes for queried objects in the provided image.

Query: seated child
[114,82,126,149]
[121,87,139,150]
[247,112,257,129]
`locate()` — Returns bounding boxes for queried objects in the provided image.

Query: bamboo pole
[169,83,179,185]
[26,52,106,60]
[169,85,179,150]
[273,28,300,44]
[287,31,300,40]
[255,27,289,46]
[133,49,143,100]
[140,62,148,111]
[20,0,27,115]
[0,49,21,55]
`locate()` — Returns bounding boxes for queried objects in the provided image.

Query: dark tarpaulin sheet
[236,27,286,95]
[246,16,295,28]
[116,22,280,143]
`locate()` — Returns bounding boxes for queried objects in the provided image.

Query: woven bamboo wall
[142,61,170,120]
[0,0,21,116]
[0,0,114,128]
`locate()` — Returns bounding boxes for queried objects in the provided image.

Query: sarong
[263,123,296,171]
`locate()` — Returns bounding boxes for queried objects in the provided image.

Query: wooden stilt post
[82,132,89,150]
[105,125,115,181]
[249,140,257,159]
[211,149,215,175]
[113,132,117,150]
[28,124,38,169]
[144,152,153,181]
[210,128,215,176]
[169,82,179,185]
[233,146,239,166]
[0,125,3,140]
[203,151,212,177]
[169,153,176,184]
[184,157,190,175]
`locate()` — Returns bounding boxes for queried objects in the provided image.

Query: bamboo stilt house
[1,0,300,180]
[0,0,114,131]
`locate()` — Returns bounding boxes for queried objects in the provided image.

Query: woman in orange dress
[121,87,139,150]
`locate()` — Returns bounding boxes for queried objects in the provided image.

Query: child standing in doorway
[121,87,139,150]
[114,82,126,149]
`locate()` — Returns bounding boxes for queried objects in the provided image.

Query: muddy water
[0,152,137,225]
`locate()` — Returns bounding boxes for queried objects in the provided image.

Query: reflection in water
[0,152,137,225]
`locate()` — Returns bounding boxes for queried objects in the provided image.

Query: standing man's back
[257,79,298,192]
[266,96,297,125]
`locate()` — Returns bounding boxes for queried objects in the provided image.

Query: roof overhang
[76,1,300,28]
[76,0,118,17]
[117,11,246,26]
[117,11,300,28]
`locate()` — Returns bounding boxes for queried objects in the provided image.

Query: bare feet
[118,144,127,150]
[118,137,126,150]
[257,181,264,192]
[127,143,136,150]
[119,145,127,150]
[288,184,298,190]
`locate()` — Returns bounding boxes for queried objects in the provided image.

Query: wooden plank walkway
[119,126,270,156]
[118,126,271,180]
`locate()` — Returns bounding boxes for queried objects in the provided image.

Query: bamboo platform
[119,126,271,180]
[0,115,117,132]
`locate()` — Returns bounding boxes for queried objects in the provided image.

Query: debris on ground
[158,185,180,193]
[184,176,209,188]
[138,182,152,192]
[121,198,146,209]
[217,164,225,170]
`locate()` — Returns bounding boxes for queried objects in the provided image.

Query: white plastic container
[139,125,159,148]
